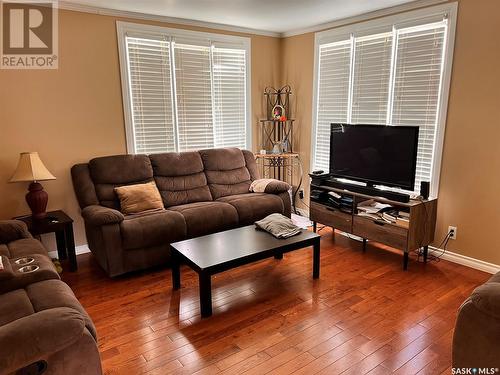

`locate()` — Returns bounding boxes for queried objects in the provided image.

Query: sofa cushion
[120,210,186,250]
[217,193,285,226]
[150,152,212,207]
[0,279,95,340]
[0,238,47,259]
[0,289,34,326]
[114,181,164,214]
[169,201,238,238]
[199,148,254,199]
[470,282,500,319]
[26,279,97,340]
[89,155,154,209]
[0,220,31,244]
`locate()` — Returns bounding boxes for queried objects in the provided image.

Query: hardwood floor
[62,228,489,375]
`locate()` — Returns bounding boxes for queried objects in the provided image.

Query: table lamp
[9,152,56,220]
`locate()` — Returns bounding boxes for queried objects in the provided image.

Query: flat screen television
[329,124,419,191]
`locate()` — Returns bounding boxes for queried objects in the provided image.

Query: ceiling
[61,0,419,35]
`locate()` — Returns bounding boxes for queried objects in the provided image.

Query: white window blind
[313,14,450,193]
[351,32,393,125]
[126,37,175,154]
[315,40,351,169]
[119,24,250,155]
[174,43,214,151]
[212,47,247,149]
[392,24,446,192]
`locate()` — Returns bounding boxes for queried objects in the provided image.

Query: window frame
[116,21,252,154]
[311,3,457,197]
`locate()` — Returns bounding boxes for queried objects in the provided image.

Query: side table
[15,210,77,271]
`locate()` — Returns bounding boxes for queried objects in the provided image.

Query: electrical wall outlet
[298,189,304,199]
[448,226,457,240]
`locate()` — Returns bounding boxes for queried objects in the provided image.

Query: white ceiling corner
[58,0,446,37]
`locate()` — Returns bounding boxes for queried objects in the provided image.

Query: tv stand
[310,182,437,270]
[320,177,410,203]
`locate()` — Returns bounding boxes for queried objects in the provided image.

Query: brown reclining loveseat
[452,271,500,369]
[0,220,101,375]
[71,148,291,277]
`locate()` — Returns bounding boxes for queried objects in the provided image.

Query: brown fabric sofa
[452,272,500,369]
[0,220,101,375]
[72,148,291,277]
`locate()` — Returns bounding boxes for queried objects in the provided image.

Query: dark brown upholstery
[150,152,212,207]
[217,193,285,226]
[242,149,261,181]
[263,180,291,194]
[453,272,500,368]
[120,210,186,250]
[0,220,32,245]
[169,201,238,238]
[0,254,60,294]
[0,221,102,375]
[71,164,99,209]
[89,154,154,209]
[72,148,291,277]
[0,237,47,259]
[199,148,253,199]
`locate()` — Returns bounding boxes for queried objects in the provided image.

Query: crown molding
[57,1,281,38]
[281,0,449,37]
[57,0,450,39]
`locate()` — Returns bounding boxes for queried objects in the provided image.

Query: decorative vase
[25,182,48,220]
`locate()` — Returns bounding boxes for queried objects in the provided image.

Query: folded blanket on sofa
[255,213,301,239]
[249,179,290,194]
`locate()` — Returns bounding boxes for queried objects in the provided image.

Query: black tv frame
[329,123,419,191]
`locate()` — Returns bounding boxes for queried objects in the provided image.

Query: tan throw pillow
[114,181,164,215]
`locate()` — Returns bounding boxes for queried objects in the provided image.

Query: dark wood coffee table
[170,225,321,317]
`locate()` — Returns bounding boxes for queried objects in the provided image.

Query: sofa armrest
[82,205,124,226]
[470,282,500,319]
[265,180,291,194]
[250,179,291,194]
[0,307,85,374]
[0,220,32,244]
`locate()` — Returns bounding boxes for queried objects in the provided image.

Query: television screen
[329,124,419,191]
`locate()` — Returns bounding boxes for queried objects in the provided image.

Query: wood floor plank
[61,228,489,374]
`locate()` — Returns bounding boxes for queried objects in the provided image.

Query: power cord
[415,228,453,263]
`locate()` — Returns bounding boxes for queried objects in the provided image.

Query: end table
[15,210,77,271]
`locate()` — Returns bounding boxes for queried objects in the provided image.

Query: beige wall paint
[0,10,281,249]
[281,0,500,265]
[1,1,499,266]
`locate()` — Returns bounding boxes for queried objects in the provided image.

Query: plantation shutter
[125,37,176,154]
[351,32,393,125]
[391,23,446,191]
[313,40,351,171]
[212,47,247,149]
[174,43,214,151]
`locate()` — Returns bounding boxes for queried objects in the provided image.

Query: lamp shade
[9,152,56,183]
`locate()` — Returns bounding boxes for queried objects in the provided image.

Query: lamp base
[26,182,48,220]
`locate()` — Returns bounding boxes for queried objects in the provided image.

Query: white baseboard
[48,244,90,259]
[429,246,500,274]
[301,207,499,274]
